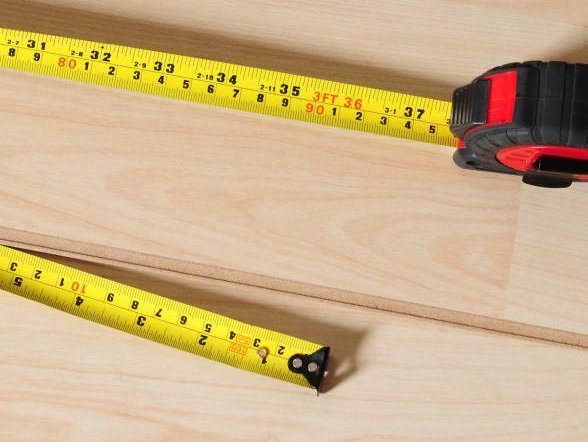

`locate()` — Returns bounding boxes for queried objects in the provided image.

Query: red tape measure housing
[450,61,588,187]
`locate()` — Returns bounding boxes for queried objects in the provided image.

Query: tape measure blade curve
[0,245,328,391]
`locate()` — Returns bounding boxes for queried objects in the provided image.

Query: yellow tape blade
[0,27,457,146]
[0,245,329,390]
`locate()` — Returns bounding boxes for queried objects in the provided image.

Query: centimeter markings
[0,245,323,389]
[0,27,457,146]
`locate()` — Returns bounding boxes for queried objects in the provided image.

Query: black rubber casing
[450,61,588,175]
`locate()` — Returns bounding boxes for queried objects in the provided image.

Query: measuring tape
[0,27,456,147]
[0,245,329,391]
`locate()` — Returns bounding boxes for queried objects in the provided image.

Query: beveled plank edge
[1,227,586,348]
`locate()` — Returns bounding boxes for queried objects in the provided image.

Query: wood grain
[0,0,587,346]
[0,254,587,441]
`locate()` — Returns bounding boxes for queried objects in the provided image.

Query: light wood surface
[0,2,587,345]
[1,254,587,441]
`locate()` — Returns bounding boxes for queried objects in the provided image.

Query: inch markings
[0,245,327,390]
[0,27,457,146]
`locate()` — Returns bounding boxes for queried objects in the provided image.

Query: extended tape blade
[0,27,457,146]
[0,245,329,391]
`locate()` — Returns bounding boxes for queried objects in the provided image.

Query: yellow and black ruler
[0,245,329,391]
[0,27,456,146]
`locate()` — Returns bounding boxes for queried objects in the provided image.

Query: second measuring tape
[0,245,329,391]
[0,27,456,147]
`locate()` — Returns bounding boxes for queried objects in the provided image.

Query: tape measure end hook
[288,346,330,392]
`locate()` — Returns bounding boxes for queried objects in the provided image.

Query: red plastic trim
[484,70,517,125]
[496,145,588,180]
[462,70,518,140]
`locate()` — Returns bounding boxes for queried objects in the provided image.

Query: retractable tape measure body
[0,245,329,391]
[451,61,588,188]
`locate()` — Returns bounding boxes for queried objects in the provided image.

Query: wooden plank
[0,254,587,441]
[0,0,587,346]
[505,185,588,334]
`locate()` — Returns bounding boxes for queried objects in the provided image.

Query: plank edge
[1,228,586,349]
